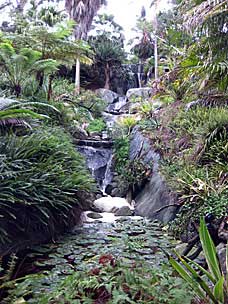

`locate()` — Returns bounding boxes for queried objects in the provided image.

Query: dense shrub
[156,105,228,235]
[0,127,95,245]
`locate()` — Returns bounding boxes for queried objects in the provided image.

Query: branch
[0,1,12,11]
[154,33,184,55]
[152,203,180,215]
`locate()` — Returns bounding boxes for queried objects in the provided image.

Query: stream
[2,89,180,303]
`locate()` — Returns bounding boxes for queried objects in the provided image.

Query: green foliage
[114,135,153,190]
[0,42,58,97]
[158,104,228,235]
[117,116,137,136]
[178,1,228,94]
[87,118,106,133]
[52,81,106,119]
[170,218,228,303]
[0,254,18,290]
[6,218,192,304]
[172,106,228,138]
[130,19,154,62]
[89,34,125,64]
[0,127,95,244]
[89,33,126,89]
[167,164,228,234]
[92,13,124,42]
[37,260,192,304]
[114,136,130,176]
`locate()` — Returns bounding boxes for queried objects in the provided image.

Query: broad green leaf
[169,256,206,299]
[199,218,221,281]
[174,251,217,303]
[213,276,224,303]
[185,256,216,284]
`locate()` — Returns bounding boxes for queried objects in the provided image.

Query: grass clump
[0,127,95,245]
[152,103,228,235]
[87,118,106,133]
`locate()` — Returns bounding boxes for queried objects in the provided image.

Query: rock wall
[130,128,178,223]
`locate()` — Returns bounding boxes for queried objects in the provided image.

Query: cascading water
[77,145,113,192]
[137,63,142,88]
[101,153,113,194]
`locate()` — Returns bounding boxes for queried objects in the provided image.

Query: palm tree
[150,0,161,80]
[90,34,125,89]
[65,0,107,93]
[180,0,228,94]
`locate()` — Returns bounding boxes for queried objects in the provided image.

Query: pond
[2,217,193,304]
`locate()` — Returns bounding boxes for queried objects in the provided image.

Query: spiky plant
[0,127,95,246]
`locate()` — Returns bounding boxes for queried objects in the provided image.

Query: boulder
[130,127,160,165]
[130,128,179,223]
[93,196,134,213]
[118,101,140,114]
[77,146,113,190]
[114,206,133,216]
[135,172,178,223]
[217,243,227,275]
[71,126,88,140]
[126,87,153,101]
[106,96,127,113]
[96,89,119,104]
[86,212,103,219]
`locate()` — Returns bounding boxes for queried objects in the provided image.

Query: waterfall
[137,63,142,88]
[101,153,113,194]
[77,145,113,194]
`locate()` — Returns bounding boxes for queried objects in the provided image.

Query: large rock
[126,87,153,101]
[114,206,133,216]
[130,127,159,165]
[77,146,113,191]
[71,126,88,140]
[135,172,178,223]
[96,89,119,104]
[130,128,178,223]
[93,196,134,213]
[106,96,127,113]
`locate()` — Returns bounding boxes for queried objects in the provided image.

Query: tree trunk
[153,1,159,80]
[36,71,44,88]
[14,84,21,97]
[104,62,110,90]
[154,35,158,80]
[74,58,80,95]
[47,75,54,101]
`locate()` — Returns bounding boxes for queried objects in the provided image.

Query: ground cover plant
[0,219,194,304]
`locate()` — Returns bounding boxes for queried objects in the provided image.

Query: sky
[0,0,172,43]
[100,0,172,41]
